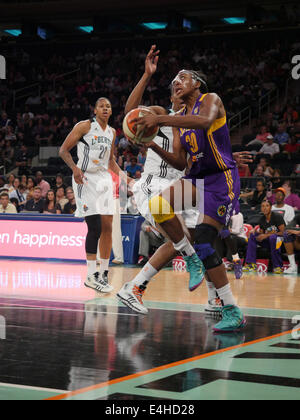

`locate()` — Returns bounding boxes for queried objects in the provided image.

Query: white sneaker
[204,298,222,315]
[284,265,298,275]
[84,271,114,293]
[117,282,148,315]
[112,259,123,265]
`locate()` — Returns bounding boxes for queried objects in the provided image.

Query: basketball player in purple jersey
[132,67,246,332]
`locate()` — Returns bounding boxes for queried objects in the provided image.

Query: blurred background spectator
[62,187,77,215]
[43,189,62,214]
[24,186,44,213]
[0,192,17,214]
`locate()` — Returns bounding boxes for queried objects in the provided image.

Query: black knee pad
[85,215,102,254]
[202,252,223,270]
[194,224,223,270]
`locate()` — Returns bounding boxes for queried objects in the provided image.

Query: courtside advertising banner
[0,216,144,263]
[0,220,87,260]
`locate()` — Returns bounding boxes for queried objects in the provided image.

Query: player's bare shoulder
[74,119,91,136]
[202,92,221,104]
[201,93,225,116]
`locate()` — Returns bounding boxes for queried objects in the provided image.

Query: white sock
[206,280,218,301]
[216,284,237,307]
[232,253,240,261]
[87,260,97,276]
[99,259,110,274]
[288,254,296,266]
[131,262,158,288]
[173,236,195,257]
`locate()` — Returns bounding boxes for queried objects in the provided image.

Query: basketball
[122,107,159,144]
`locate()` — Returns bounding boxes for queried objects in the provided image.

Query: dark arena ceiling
[0,0,299,44]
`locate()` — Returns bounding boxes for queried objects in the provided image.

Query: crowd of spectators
[236,98,300,195]
[0,172,76,215]
[0,36,294,175]
[0,36,300,271]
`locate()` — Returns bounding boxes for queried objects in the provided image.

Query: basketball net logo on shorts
[0,55,6,80]
[217,205,226,218]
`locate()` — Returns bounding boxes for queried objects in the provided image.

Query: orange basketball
[122,107,159,144]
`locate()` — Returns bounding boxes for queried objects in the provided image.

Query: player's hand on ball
[123,107,159,144]
[73,167,85,184]
[130,114,159,132]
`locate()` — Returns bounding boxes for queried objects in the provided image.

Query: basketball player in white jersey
[117,46,220,315]
[117,46,252,316]
[60,97,131,293]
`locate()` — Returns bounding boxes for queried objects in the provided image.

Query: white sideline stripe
[0,382,66,393]
[0,294,299,319]
[0,304,292,320]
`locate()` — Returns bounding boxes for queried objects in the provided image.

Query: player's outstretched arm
[125,45,163,115]
[59,120,90,185]
[146,128,187,171]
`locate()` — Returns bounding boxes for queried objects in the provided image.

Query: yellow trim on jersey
[209,115,227,133]
[207,132,235,201]
[184,94,235,201]
[207,133,225,171]
[193,94,208,114]
[200,93,208,103]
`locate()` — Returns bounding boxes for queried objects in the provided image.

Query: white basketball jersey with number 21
[77,118,114,173]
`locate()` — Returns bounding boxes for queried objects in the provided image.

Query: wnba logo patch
[217,205,226,217]
[83,205,89,212]
[0,55,6,80]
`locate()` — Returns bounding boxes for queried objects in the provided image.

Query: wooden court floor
[0,259,299,400]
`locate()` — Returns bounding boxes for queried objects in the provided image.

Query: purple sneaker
[233,260,243,280]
